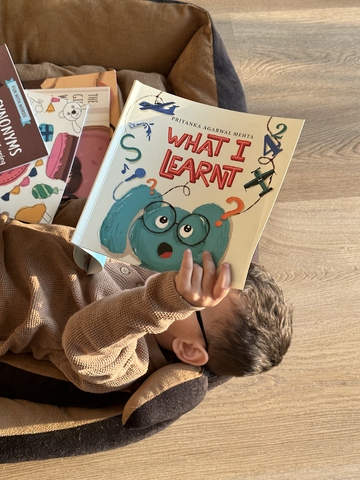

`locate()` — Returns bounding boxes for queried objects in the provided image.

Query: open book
[72,81,304,288]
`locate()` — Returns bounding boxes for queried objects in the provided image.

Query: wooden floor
[3,1,359,478]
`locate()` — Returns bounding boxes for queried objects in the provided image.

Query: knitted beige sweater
[0,213,197,393]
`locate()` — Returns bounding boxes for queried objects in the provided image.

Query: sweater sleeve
[60,270,197,393]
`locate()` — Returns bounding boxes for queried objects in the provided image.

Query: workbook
[72,81,304,288]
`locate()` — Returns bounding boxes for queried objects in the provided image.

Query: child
[0,208,292,394]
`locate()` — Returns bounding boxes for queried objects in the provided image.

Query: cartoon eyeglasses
[140,201,210,247]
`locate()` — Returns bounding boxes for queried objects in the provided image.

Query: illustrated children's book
[24,70,120,137]
[29,86,111,198]
[24,71,121,197]
[0,90,88,224]
[0,44,48,173]
[72,81,304,288]
[37,70,120,134]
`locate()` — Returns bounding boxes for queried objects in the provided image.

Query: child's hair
[206,263,293,377]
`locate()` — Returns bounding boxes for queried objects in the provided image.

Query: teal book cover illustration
[72,81,304,288]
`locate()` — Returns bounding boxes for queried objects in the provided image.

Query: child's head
[205,263,293,377]
[158,263,293,377]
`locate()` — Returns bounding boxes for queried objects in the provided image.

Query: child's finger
[174,249,194,298]
[212,262,231,303]
[191,262,203,290]
[201,251,217,295]
[177,249,193,285]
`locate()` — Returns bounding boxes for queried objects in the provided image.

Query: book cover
[72,81,304,288]
[32,70,120,134]
[0,44,48,173]
[0,90,88,224]
[29,87,111,198]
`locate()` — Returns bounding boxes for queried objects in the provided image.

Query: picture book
[0,44,48,173]
[72,81,304,288]
[29,86,111,198]
[0,90,88,224]
[25,70,120,134]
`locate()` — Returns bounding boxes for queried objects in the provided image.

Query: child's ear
[172,338,209,367]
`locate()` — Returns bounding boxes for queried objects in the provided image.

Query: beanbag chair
[0,0,251,463]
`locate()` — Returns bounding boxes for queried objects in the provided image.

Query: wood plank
[208,5,360,203]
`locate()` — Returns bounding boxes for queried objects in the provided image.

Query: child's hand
[174,249,231,308]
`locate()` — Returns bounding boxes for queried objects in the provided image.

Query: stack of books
[0,44,118,223]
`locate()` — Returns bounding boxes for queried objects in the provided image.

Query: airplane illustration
[244,167,275,197]
[139,101,179,115]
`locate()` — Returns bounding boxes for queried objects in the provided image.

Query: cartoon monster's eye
[177,214,210,246]
[179,224,193,238]
[142,202,176,233]
[155,215,169,229]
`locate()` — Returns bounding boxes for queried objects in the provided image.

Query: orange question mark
[215,197,244,227]
[147,178,157,195]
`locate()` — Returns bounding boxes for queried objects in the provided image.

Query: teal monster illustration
[99,184,230,271]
